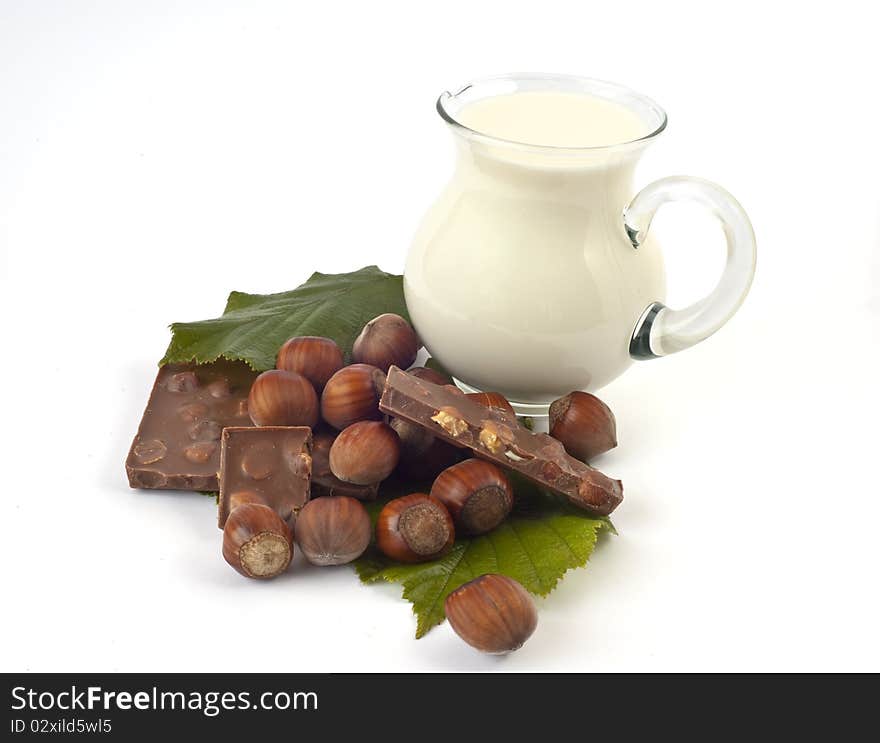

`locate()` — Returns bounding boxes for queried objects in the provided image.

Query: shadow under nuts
[430,458,513,535]
[352,313,419,373]
[276,336,344,391]
[444,574,537,654]
[320,363,386,430]
[294,496,371,566]
[248,369,319,427]
[549,390,617,462]
[329,421,401,485]
[222,503,293,579]
[376,493,455,563]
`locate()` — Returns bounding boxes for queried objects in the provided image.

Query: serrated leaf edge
[355,517,613,638]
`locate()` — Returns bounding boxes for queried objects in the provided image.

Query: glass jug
[404,74,756,415]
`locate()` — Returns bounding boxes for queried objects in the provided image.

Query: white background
[1,1,878,672]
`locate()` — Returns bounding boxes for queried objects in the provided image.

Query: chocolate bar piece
[126,360,258,491]
[310,432,379,501]
[379,366,623,516]
[218,426,312,528]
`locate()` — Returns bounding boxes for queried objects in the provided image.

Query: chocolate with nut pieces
[378,366,623,516]
[218,426,313,528]
[126,360,258,491]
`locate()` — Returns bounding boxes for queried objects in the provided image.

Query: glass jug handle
[624,176,757,359]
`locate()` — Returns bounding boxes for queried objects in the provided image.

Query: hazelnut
[466,391,516,417]
[329,421,401,485]
[376,493,455,563]
[310,431,380,501]
[351,313,419,372]
[430,459,513,535]
[549,391,617,462]
[320,363,386,430]
[444,574,537,654]
[222,503,293,579]
[248,369,319,427]
[431,407,469,438]
[408,366,453,386]
[294,496,371,566]
[276,336,344,391]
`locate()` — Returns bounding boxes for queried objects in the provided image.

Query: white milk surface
[455,90,650,148]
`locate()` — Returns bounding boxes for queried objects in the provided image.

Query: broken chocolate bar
[218,426,312,528]
[126,360,258,491]
[311,432,379,501]
[379,366,623,516]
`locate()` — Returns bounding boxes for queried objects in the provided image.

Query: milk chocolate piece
[379,367,623,516]
[126,360,258,491]
[218,426,313,528]
[310,431,379,501]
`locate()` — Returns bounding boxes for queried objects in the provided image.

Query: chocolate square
[126,360,258,491]
[218,426,313,528]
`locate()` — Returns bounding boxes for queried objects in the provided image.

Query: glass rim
[436,73,668,153]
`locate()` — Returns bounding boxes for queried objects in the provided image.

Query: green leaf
[161,266,407,370]
[355,482,614,638]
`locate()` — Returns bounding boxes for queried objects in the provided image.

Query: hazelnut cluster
[222,311,618,654]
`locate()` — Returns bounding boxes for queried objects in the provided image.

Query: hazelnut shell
[466,391,516,417]
[320,364,386,430]
[222,503,293,579]
[352,313,419,373]
[445,574,537,654]
[248,369,319,427]
[430,458,513,535]
[376,493,455,563]
[329,421,401,485]
[549,391,617,462]
[294,496,371,566]
[276,336,344,390]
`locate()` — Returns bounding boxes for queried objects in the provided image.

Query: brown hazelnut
[351,313,419,372]
[408,366,453,386]
[248,369,319,427]
[294,496,371,566]
[549,391,617,462]
[329,421,401,485]
[320,363,386,430]
[309,431,379,500]
[222,503,293,579]
[276,336,344,391]
[444,574,537,654]
[376,493,454,563]
[466,391,516,417]
[430,459,513,535]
